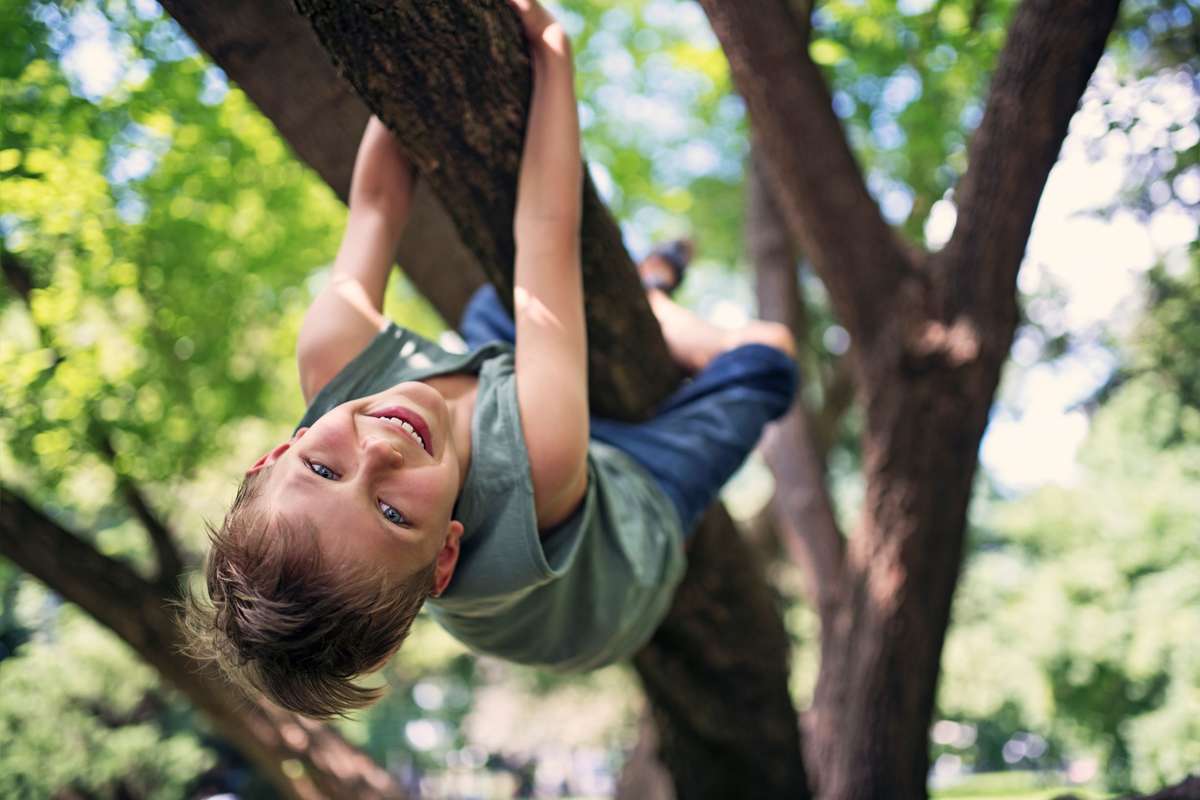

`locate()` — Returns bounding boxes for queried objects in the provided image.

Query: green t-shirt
[297,324,686,672]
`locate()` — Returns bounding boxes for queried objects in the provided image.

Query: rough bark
[632,506,807,798]
[0,488,407,800]
[708,0,1122,796]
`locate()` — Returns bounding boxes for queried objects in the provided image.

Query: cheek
[408,466,459,510]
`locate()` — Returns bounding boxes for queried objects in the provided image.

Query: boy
[185,0,796,719]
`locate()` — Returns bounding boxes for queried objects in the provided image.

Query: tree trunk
[0,488,408,800]
[715,0,1122,795]
[288,0,683,419]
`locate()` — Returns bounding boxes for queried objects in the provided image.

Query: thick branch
[290,0,680,419]
[698,0,910,349]
[941,0,1121,347]
[94,434,186,588]
[633,506,809,799]
[746,150,846,623]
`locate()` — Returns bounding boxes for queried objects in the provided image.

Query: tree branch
[289,0,681,418]
[1,250,187,586]
[698,0,912,350]
[746,150,847,622]
[91,434,187,589]
[939,0,1121,349]
[814,354,854,460]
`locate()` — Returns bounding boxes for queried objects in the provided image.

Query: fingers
[506,0,558,39]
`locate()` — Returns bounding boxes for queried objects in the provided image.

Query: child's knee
[735,321,796,359]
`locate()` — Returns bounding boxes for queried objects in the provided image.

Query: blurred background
[1,0,1197,797]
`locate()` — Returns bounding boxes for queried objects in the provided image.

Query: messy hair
[181,466,436,718]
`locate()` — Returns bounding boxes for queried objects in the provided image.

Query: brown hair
[181,467,436,718]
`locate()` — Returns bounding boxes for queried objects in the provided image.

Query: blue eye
[379,500,408,527]
[308,461,338,480]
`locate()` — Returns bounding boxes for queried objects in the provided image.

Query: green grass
[933,771,1104,800]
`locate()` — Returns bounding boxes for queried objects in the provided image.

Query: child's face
[247,382,464,592]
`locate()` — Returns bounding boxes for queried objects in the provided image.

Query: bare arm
[297,116,415,403]
[508,0,588,530]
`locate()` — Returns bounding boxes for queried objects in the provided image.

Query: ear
[431,520,464,598]
[246,428,308,474]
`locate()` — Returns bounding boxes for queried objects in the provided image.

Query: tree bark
[709,0,1121,796]
[0,488,407,800]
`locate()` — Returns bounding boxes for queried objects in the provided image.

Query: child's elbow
[528,436,589,529]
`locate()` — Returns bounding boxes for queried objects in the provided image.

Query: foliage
[0,0,1196,794]
[940,377,1200,791]
[0,601,213,799]
[0,0,345,794]
[1135,248,1200,424]
[556,0,746,265]
[0,0,345,506]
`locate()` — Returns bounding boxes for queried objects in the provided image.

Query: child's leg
[462,260,794,372]
[461,262,797,535]
[645,288,796,374]
[591,339,798,535]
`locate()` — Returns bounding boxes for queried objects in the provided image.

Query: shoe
[638,238,695,294]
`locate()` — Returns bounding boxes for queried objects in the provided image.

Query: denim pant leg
[460,285,516,349]
[590,344,798,535]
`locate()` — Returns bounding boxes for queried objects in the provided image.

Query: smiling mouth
[367,406,433,456]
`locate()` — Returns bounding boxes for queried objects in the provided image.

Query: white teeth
[377,416,425,449]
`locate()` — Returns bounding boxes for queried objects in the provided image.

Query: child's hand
[507,0,564,47]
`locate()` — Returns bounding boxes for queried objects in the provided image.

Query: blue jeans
[460,285,798,534]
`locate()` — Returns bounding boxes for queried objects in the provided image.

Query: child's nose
[360,436,404,471]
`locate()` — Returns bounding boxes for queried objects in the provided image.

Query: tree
[6,0,1191,797]
[267,0,1124,796]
